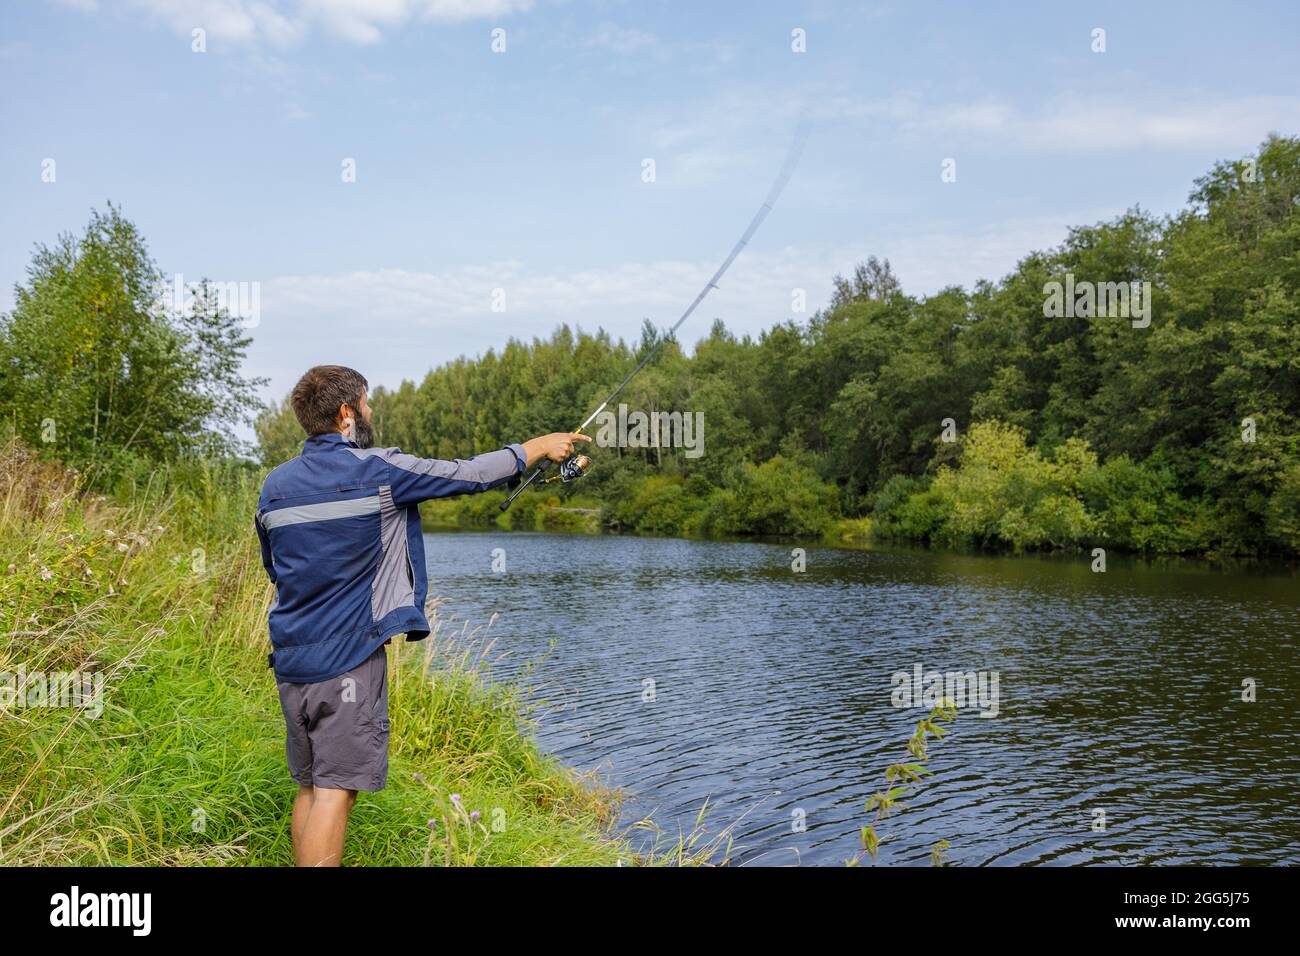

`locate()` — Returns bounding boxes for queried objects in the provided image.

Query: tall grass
[0,440,634,866]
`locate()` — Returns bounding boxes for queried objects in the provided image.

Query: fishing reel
[500,437,592,510]
[541,452,591,484]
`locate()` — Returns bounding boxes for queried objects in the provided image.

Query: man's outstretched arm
[372,432,589,507]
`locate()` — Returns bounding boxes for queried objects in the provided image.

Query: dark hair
[290,365,368,436]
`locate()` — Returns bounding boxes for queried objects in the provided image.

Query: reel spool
[542,453,591,485]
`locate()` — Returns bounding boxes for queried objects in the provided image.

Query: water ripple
[424,531,1300,866]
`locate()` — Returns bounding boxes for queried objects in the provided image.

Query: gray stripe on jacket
[348,445,523,485]
[372,485,415,622]
[260,495,381,530]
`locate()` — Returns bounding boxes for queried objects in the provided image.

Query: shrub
[714,457,841,537]
[1080,454,1195,552]
[928,422,1091,549]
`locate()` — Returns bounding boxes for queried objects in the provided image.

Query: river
[421,530,1299,866]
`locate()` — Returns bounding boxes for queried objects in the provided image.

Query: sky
[2,0,1298,418]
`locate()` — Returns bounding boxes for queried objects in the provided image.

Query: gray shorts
[276,646,390,792]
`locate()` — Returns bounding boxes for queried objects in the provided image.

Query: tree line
[258,132,1294,556]
[4,137,1295,556]
[258,135,1299,555]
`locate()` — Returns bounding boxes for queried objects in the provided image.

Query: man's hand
[522,432,591,467]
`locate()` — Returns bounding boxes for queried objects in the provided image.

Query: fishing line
[502,124,808,511]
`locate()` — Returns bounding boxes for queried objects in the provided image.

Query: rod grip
[499,458,550,511]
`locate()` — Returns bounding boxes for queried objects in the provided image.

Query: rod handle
[499,458,550,511]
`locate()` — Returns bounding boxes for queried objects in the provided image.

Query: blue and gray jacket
[256,432,526,683]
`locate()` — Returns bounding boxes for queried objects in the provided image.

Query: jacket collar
[303,432,357,452]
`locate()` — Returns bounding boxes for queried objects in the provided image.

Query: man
[255,365,586,867]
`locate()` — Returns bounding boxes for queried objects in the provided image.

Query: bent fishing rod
[501,129,807,512]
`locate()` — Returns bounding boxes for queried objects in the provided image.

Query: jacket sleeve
[255,513,277,584]
[381,444,527,507]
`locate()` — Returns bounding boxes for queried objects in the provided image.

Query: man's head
[290,365,374,448]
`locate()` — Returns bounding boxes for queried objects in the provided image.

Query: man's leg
[296,787,357,867]
[285,646,388,866]
[278,681,319,865]
[291,785,314,860]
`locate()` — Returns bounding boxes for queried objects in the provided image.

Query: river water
[421,530,1299,866]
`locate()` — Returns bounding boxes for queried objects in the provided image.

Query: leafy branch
[850,696,957,867]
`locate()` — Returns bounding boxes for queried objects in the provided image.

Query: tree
[830,256,902,307]
[254,399,305,467]
[0,204,265,470]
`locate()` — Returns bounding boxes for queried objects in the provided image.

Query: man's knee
[312,786,358,810]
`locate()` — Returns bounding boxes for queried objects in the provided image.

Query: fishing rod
[501,128,807,511]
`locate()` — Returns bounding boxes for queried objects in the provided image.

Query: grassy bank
[0,441,632,866]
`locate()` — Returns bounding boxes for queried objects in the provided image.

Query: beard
[351,415,375,449]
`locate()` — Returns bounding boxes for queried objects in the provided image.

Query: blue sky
[2,0,1297,414]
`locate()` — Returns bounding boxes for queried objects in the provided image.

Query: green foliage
[700,456,840,537]
[1266,461,1300,552]
[610,475,699,536]
[0,205,264,476]
[871,475,943,541]
[1080,454,1194,552]
[874,422,1209,553]
[254,398,304,468]
[929,422,1096,551]
[2,145,1296,555]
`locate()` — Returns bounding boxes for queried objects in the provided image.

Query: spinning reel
[541,452,592,485]
[500,429,592,509]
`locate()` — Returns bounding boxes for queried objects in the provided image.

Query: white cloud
[876,212,1119,292]
[621,84,1296,199]
[114,0,305,46]
[633,87,807,188]
[47,0,533,46]
[584,22,657,55]
[1011,94,1299,151]
[245,252,830,404]
[825,89,1299,153]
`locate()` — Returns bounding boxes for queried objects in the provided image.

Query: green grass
[0,441,638,866]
